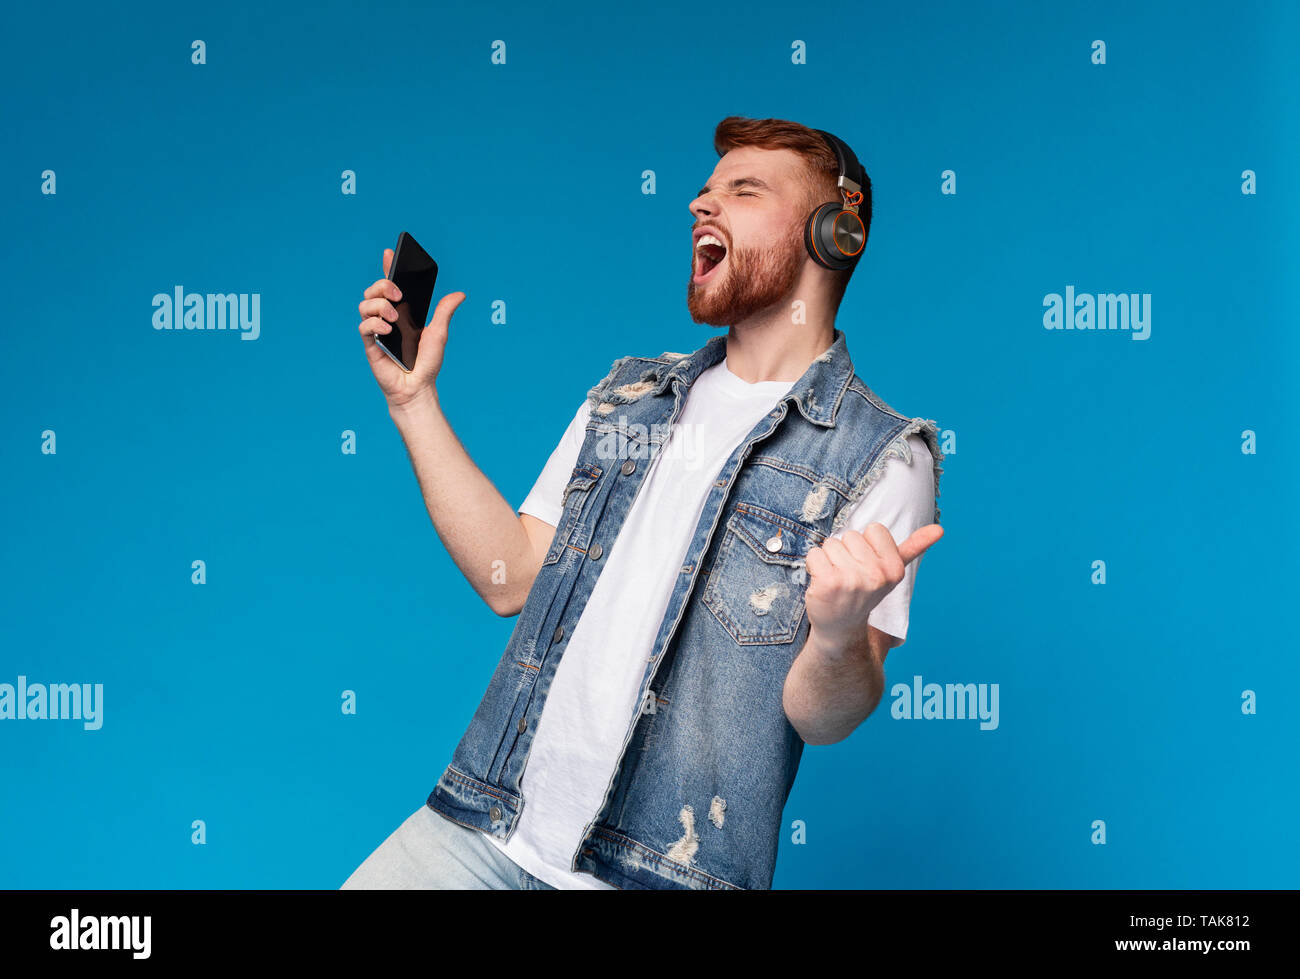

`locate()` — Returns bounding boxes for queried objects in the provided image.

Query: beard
[686,224,805,327]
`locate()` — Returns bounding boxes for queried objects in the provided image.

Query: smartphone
[377,231,439,373]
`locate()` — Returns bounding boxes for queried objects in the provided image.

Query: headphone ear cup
[803,207,822,266]
[805,202,859,271]
[831,209,866,261]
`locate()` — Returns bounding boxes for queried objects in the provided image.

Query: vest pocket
[701,502,825,645]
[544,463,602,565]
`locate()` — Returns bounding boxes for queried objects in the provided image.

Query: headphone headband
[804,127,870,271]
[812,128,866,198]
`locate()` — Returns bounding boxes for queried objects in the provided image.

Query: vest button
[621,459,636,475]
[553,625,564,643]
[517,717,528,733]
[765,531,783,552]
[589,542,603,560]
[489,805,502,822]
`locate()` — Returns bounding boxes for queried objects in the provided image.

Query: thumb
[897,523,944,565]
[412,291,467,375]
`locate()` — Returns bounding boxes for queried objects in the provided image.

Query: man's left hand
[803,523,944,657]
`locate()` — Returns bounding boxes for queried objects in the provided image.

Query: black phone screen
[379,231,438,372]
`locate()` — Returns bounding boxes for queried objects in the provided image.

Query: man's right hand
[357,248,466,410]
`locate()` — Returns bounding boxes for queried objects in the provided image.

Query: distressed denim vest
[426,327,943,889]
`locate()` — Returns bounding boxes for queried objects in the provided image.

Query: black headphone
[804,129,871,271]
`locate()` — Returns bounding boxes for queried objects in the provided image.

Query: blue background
[2,0,1296,888]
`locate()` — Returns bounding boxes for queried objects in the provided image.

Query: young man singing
[343,115,944,891]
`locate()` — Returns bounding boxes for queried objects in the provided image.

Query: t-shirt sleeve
[829,435,936,643]
[517,400,593,528]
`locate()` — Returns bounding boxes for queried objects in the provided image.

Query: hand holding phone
[357,231,465,408]
[377,231,437,373]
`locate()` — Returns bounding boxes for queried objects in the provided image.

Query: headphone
[804,129,871,271]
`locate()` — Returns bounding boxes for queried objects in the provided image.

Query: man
[342,115,944,891]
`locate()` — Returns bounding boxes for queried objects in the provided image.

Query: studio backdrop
[1,0,1296,888]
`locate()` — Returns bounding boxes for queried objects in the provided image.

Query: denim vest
[426,328,943,889]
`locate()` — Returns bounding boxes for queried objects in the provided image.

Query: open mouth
[694,232,728,283]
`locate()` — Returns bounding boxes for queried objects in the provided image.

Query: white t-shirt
[485,357,935,889]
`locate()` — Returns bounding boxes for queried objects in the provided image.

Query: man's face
[687,145,814,326]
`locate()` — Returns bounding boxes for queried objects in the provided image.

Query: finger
[835,529,878,565]
[862,522,901,561]
[382,248,393,279]
[803,543,834,583]
[359,318,394,365]
[862,522,906,582]
[412,291,467,373]
[358,297,399,322]
[362,278,402,303]
[815,536,854,570]
[898,523,944,565]
[863,520,904,556]
[425,291,467,332]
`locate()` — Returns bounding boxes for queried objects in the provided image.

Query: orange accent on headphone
[843,190,863,209]
[832,212,866,257]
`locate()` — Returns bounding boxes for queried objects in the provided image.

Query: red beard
[687,226,805,327]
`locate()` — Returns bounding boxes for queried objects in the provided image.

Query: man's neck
[722,305,836,385]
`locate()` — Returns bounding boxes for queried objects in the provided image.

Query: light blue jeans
[341,804,557,890]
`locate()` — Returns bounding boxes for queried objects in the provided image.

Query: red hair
[712,116,869,294]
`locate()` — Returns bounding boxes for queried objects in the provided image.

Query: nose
[689,191,717,222]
